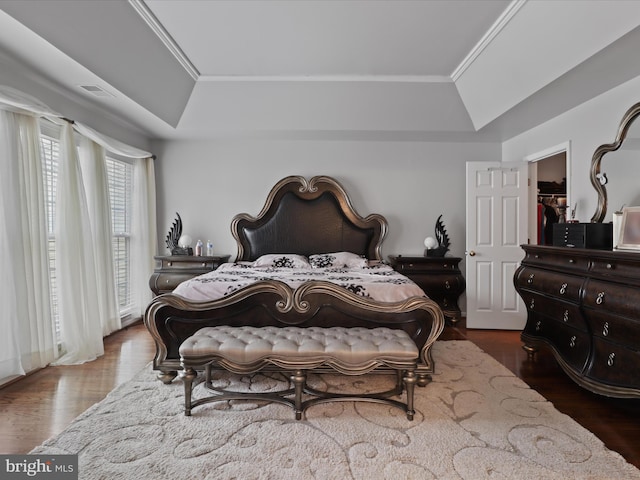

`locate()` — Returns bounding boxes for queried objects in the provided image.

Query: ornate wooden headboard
[231,176,388,261]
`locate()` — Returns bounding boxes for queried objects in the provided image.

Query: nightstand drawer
[151,273,197,292]
[149,255,230,295]
[391,258,460,273]
[410,273,464,295]
[156,257,218,271]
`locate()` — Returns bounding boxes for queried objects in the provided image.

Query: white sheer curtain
[0,110,56,380]
[53,124,104,364]
[131,157,157,317]
[79,137,121,336]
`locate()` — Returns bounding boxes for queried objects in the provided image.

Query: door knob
[467,250,476,256]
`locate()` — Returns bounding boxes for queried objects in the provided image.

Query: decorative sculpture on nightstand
[166,213,193,255]
[424,215,450,257]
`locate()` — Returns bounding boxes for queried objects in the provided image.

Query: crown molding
[451,0,527,82]
[128,0,200,80]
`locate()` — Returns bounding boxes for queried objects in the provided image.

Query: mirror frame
[591,101,640,222]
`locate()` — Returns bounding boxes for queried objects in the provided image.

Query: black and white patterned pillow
[251,254,310,268]
[309,252,368,269]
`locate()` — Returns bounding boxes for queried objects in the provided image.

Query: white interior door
[465,161,528,330]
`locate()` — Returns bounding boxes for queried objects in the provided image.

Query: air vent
[78,85,114,98]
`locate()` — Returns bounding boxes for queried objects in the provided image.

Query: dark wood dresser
[514,244,640,398]
[388,255,465,323]
[149,255,230,295]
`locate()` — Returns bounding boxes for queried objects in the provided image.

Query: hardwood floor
[1,320,639,469]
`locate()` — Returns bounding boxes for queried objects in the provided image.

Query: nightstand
[149,255,230,295]
[388,255,465,324]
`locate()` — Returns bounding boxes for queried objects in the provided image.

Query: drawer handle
[527,273,535,284]
[165,279,170,284]
[535,320,542,331]
[569,336,576,348]
[563,310,569,322]
[603,322,609,337]
[168,261,173,267]
[530,298,535,310]
[559,283,568,295]
[607,352,616,367]
[596,292,605,305]
[568,259,575,264]
[201,262,206,267]
[606,263,614,270]
[445,280,451,290]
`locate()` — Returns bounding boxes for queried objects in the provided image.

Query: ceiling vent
[78,84,114,98]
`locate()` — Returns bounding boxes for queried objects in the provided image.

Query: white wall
[152,139,501,286]
[503,74,640,224]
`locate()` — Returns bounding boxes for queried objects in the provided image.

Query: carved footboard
[144,280,444,384]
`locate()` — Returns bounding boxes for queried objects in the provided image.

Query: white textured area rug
[31,341,639,480]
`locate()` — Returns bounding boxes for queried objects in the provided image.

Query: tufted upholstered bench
[179,325,420,420]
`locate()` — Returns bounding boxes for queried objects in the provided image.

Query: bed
[144,175,444,384]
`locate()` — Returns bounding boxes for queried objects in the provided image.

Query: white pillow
[251,254,310,268]
[309,252,368,269]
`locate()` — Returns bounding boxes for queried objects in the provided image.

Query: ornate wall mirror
[590,101,640,223]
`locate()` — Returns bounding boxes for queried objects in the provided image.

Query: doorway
[525,142,571,246]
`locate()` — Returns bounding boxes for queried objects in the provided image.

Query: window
[41,135,59,331]
[106,157,133,314]
[40,132,135,337]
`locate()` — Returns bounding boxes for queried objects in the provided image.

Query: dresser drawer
[583,309,640,347]
[586,337,640,388]
[521,291,584,330]
[522,249,590,272]
[516,267,584,302]
[582,279,640,318]
[589,257,640,282]
[523,313,590,372]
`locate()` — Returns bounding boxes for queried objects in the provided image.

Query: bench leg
[181,366,198,416]
[291,370,306,420]
[403,369,417,421]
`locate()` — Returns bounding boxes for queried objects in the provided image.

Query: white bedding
[172,261,426,303]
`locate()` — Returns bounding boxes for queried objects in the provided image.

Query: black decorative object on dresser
[514,244,640,398]
[423,215,451,257]
[388,255,465,324]
[149,255,230,295]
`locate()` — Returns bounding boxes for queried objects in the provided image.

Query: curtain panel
[0,110,57,380]
[53,124,105,364]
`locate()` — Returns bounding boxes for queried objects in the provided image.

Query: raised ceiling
[0,0,639,142]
